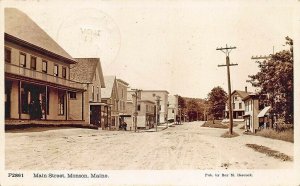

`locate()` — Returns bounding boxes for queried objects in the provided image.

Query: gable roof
[116,79,129,86]
[70,58,105,87]
[101,76,118,99]
[5,8,76,64]
[232,90,251,99]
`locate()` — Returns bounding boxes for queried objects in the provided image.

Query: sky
[3,0,297,99]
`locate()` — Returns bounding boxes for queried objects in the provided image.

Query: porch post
[18,80,21,119]
[99,105,102,127]
[45,86,48,120]
[65,90,68,120]
[82,91,84,121]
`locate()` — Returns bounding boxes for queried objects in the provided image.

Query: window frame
[62,67,67,79]
[5,47,11,63]
[69,92,77,99]
[54,64,59,77]
[58,92,65,115]
[30,56,37,70]
[19,52,26,67]
[42,60,48,73]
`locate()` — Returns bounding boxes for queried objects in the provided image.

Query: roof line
[5,33,77,64]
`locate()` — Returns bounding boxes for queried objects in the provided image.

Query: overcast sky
[3,0,297,98]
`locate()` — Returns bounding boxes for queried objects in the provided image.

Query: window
[92,86,94,101]
[30,56,36,70]
[54,64,58,76]
[62,67,67,79]
[5,48,11,63]
[138,104,141,111]
[21,87,29,114]
[69,92,76,99]
[122,89,124,98]
[58,92,65,115]
[239,103,242,109]
[42,60,47,73]
[172,109,174,113]
[47,89,50,115]
[20,53,26,67]
[232,103,235,110]
[97,87,99,101]
[146,105,148,112]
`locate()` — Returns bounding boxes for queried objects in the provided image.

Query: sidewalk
[143,122,176,132]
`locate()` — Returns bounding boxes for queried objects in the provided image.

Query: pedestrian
[124,121,127,131]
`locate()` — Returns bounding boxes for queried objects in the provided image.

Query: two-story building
[5,8,88,127]
[101,76,119,130]
[242,94,260,133]
[139,90,169,124]
[116,79,129,126]
[167,94,179,122]
[70,58,106,127]
[225,88,250,121]
[125,90,155,130]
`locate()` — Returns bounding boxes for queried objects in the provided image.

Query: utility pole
[250,54,275,128]
[132,89,142,132]
[217,44,238,135]
[154,95,161,132]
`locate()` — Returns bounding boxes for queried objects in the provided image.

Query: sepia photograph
[1,0,299,185]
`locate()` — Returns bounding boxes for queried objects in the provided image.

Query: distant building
[225,88,250,120]
[167,95,179,122]
[116,79,129,126]
[139,90,169,124]
[70,58,106,127]
[242,94,260,132]
[4,8,88,127]
[101,76,119,130]
[125,90,155,130]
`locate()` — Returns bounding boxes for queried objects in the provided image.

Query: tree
[248,37,293,124]
[178,96,186,120]
[186,99,204,121]
[207,86,227,123]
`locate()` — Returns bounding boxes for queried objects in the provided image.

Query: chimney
[245,86,247,93]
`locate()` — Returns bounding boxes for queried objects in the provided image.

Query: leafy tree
[186,99,203,121]
[248,37,293,124]
[207,86,227,123]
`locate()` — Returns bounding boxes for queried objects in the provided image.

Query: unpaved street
[5,121,293,170]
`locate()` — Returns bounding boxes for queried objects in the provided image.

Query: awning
[257,106,271,118]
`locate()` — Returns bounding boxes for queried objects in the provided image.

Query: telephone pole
[155,95,161,132]
[217,44,238,135]
[132,88,142,132]
[250,54,275,128]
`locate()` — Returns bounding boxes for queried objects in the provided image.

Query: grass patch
[201,120,227,129]
[254,129,294,143]
[239,125,245,129]
[220,131,239,138]
[202,120,239,129]
[246,144,293,161]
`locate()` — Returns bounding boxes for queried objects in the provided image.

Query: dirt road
[5,121,293,169]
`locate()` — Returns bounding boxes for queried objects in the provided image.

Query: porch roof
[257,106,271,118]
